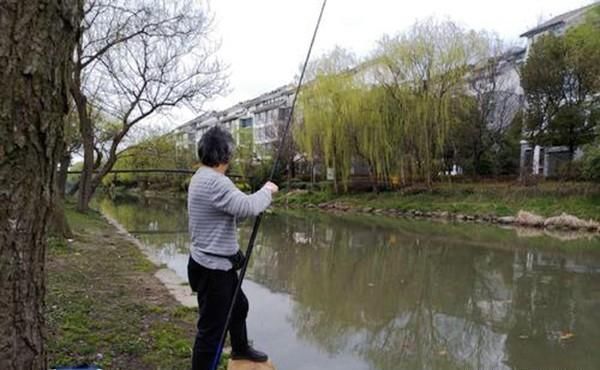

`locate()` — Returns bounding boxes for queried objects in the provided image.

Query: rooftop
[520,2,599,38]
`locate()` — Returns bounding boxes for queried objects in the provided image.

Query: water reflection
[98,195,600,370]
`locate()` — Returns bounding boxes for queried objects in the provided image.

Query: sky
[167,0,593,128]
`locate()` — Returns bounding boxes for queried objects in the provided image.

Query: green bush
[232,159,285,192]
[280,180,313,190]
[581,144,600,182]
[555,160,583,181]
[235,181,251,192]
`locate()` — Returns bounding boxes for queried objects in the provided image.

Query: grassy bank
[46,205,227,369]
[275,181,600,221]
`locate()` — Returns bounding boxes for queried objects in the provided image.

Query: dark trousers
[188,256,249,370]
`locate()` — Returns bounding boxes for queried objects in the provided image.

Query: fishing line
[210,1,328,369]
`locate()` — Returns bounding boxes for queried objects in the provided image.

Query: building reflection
[248,212,600,370]
[100,196,600,370]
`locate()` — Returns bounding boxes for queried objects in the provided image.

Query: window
[278,107,291,121]
[240,117,253,128]
[260,127,266,142]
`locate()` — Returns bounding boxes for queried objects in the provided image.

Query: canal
[97,194,600,370]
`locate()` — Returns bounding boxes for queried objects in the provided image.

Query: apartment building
[173,84,294,157]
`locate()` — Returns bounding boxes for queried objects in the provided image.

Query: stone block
[228,360,276,370]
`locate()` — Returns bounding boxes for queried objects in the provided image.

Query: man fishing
[187,126,278,370]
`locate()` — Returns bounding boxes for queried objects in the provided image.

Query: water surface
[97,194,600,370]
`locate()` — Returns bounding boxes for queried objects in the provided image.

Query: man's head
[197,126,235,168]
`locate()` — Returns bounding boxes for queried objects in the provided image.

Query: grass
[276,181,600,221]
[46,204,229,369]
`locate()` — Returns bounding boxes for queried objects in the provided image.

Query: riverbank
[274,182,600,233]
[93,186,600,369]
[46,204,228,369]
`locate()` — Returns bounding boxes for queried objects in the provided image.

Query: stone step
[227,359,276,370]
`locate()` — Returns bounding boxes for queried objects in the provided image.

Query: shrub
[581,144,600,182]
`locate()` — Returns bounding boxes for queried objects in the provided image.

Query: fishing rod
[210,1,328,369]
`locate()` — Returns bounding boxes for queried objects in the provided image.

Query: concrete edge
[101,213,197,308]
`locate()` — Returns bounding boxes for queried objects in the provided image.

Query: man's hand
[263,181,279,194]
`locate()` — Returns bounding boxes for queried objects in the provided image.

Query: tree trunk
[368,162,378,193]
[50,150,73,238]
[290,156,296,179]
[567,143,576,179]
[57,151,71,199]
[71,62,94,212]
[310,161,316,190]
[48,195,73,239]
[88,145,120,199]
[78,128,132,209]
[0,1,81,368]
[332,164,339,194]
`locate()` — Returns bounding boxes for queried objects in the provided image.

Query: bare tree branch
[72,0,226,210]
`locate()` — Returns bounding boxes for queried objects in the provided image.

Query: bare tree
[47,108,81,239]
[457,36,525,176]
[0,0,82,368]
[73,0,225,211]
[57,108,83,198]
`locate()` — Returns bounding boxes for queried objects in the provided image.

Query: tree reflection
[247,211,600,370]
[100,197,600,370]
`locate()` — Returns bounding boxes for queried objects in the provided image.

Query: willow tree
[296,47,359,192]
[231,127,255,187]
[347,85,394,191]
[297,22,493,190]
[373,19,484,186]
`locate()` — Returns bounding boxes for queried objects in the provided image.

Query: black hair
[197,126,235,167]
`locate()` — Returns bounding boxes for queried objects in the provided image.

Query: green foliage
[143,323,191,366]
[249,159,277,191]
[295,12,600,185]
[521,10,600,162]
[296,20,495,190]
[453,104,524,177]
[105,134,196,190]
[230,127,256,182]
[494,111,524,175]
[581,143,600,182]
[228,127,284,191]
[450,32,524,177]
[295,49,361,192]
[47,237,70,255]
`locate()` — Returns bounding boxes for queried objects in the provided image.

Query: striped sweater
[187,166,272,271]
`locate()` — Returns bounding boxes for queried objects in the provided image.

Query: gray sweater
[188,166,272,271]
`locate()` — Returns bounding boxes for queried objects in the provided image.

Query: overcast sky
[167,0,593,127]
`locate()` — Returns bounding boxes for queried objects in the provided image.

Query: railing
[67,169,242,178]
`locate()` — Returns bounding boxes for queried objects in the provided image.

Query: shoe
[231,346,268,362]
